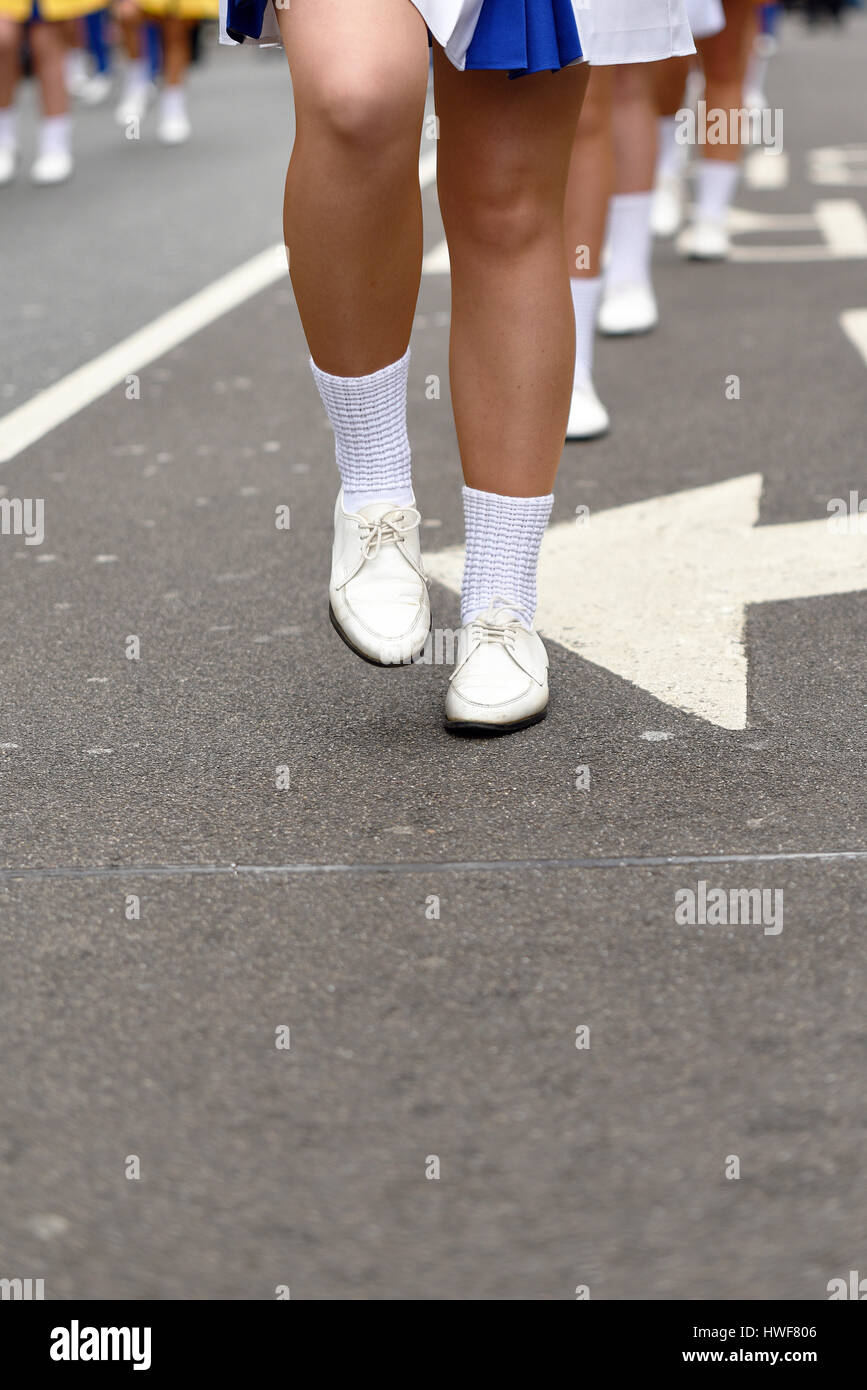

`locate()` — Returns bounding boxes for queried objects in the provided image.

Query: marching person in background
[564,0,725,440]
[0,0,107,183]
[677,0,765,260]
[125,0,217,143]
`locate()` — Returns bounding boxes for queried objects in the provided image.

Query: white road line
[840,308,867,366]
[814,198,867,256]
[0,248,285,465]
[743,148,789,191]
[0,152,439,468]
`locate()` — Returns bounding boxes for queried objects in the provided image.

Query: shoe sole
[597,321,658,338]
[328,603,430,668]
[444,707,548,737]
[565,422,610,442]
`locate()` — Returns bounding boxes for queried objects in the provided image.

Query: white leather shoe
[597,281,658,336]
[445,603,549,734]
[329,492,430,666]
[566,373,610,441]
[158,109,191,146]
[651,171,684,238]
[676,218,730,261]
[31,149,73,185]
[0,144,17,186]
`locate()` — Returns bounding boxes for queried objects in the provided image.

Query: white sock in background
[160,85,187,122]
[570,276,603,385]
[36,115,71,159]
[0,107,18,149]
[311,349,414,514]
[605,191,654,289]
[122,58,149,97]
[655,115,683,179]
[694,159,740,225]
[460,486,553,630]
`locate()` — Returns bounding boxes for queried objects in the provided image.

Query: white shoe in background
[80,73,113,107]
[566,372,610,441]
[31,149,73,185]
[598,281,658,336]
[676,218,730,261]
[158,108,192,146]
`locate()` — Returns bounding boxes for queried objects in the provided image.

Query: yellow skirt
[137,0,219,17]
[0,0,108,18]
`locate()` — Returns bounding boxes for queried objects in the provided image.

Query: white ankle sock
[123,59,149,96]
[37,115,71,159]
[0,107,17,150]
[695,159,740,224]
[604,191,654,289]
[460,486,553,630]
[311,349,414,514]
[160,85,187,121]
[656,115,683,179]
[570,276,603,385]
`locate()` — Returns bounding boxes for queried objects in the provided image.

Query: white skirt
[221,0,696,67]
[685,0,725,41]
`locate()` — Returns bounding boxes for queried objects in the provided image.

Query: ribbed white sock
[37,115,71,159]
[461,486,553,630]
[570,276,603,385]
[311,349,414,514]
[695,158,740,224]
[605,191,654,289]
[0,107,17,150]
[655,115,683,179]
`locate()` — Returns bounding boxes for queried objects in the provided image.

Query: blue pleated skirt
[225,0,581,75]
[465,0,581,77]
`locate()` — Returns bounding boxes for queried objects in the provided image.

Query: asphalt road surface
[0,14,866,1300]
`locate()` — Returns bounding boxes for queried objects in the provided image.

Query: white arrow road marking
[840,307,867,366]
[424,474,867,730]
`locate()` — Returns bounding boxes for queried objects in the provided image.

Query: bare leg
[162,14,191,88]
[0,17,21,110]
[434,50,588,496]
[653,54,692,117]
[275,0,429,375]
[30,21,69,118]
[698,0,759,164]
[612,63,657,194]
[564,66,614,281]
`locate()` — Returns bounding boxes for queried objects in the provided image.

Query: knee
[447,174,550,257]
[0,17,19,54]
[302,65,421,161]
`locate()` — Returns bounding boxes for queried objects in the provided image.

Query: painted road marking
[743,148,789,190]
[423,200,867,275]
[0,153,439,467]
[425,474,867,730]
[808,144,867,187]
[840,307,867,367]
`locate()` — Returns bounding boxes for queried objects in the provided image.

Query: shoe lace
[359,507,421,560]
[469,596,530,649]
